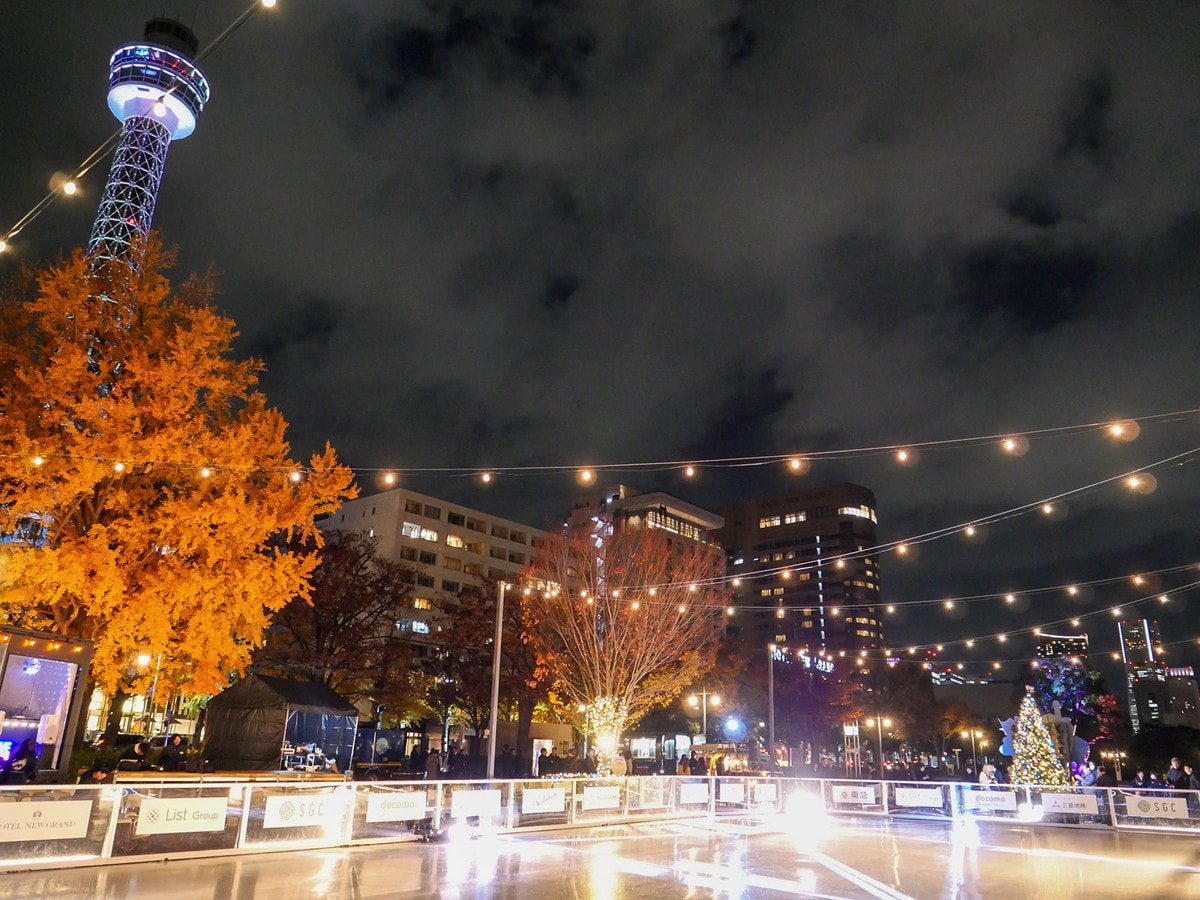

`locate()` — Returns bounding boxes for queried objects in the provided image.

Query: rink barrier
[1,776,1197,872]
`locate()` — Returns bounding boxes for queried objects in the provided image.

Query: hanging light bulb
[577,467,595,485]
[1108,419,1139,442]
[479,471,493,484]
[1000,435,1029,456]
[787,456,809,475]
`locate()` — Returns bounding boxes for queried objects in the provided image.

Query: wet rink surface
[6,814,1200,899]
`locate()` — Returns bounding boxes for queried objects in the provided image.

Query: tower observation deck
[87,18,209,277]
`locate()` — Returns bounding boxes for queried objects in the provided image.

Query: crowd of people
[955,755,1200,791]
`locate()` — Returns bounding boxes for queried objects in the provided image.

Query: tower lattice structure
[88,18,209,287]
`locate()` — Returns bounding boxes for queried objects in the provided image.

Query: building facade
[567,484,724,544]
[1116,618,1200,732]
[715,483,884,660]
[322,487,546,637]
[1035,633,1090,663]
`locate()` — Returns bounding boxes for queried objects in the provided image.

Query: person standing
[1,739,38,784]
[160,734,186,771]
[1165,757,1187,792]
[424,748,442,780]
[1185,764,1200,793]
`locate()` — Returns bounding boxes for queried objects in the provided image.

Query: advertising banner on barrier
[718,781,745,804]
[894,787,943,808]
[521,788,565,815]
[264,793,349,829]
[582,785,622,811]
[365,791,426,823]
[1123,794,1189,819]
[135,797,228,836]
[450,789,502,819]
[678,782,710,806]
[754,782,777,804]
[1040,792,1099,816]
[833,784,876,804]
[963,790,1017,811]
[0,800,92,842]
[636,780,669,809]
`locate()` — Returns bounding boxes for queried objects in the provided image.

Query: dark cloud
[246,295,342,363]
[351,0,596,103]
[5,0,1200,682]
[684,363,795,461]
[1057,67,1116,165]
[956,239,1102,333]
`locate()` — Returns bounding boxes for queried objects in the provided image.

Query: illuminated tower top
[87,18,209,276]
[106,18,209,139]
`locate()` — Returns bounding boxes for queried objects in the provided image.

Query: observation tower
[87,18,209,275]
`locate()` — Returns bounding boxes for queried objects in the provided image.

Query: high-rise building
[1116,618,1198,732]
[1035,633,1089,663]
[89,19,209,279]
[715,483,884,659]
[1118,618,1162,666]
[567,484,724,545]
[322,487,545,638]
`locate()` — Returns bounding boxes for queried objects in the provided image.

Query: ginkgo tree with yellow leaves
[0,243,356,725]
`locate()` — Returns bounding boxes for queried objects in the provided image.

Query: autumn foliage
[0,245,355,696]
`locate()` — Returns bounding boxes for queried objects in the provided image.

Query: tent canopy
[204,674,358,771]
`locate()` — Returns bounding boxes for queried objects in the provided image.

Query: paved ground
[4,813,1200,898]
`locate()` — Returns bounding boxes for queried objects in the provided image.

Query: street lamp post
[688,689,721,743]
[1102,750,1125,781]
[768,644,776,775]
[961,729,980,772]
[485,581,509,780]
[868,717,891,774]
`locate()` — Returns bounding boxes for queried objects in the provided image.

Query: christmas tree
[1010,689,1071,786]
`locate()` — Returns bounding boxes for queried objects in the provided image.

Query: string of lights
[0,1,277,256]
[9,430,1200,601]
[4,406,1196,487]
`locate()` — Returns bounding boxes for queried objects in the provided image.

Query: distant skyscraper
[715,483,884,660]
[1116,618,1196,732]
[1035,633,1089,663]
[88,18,209,280]
[1118,618,1162,666]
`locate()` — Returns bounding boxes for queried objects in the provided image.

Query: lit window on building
[646,509,701,540]
[838,505,877,523]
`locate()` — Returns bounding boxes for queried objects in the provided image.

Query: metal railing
[1,775,1196,872]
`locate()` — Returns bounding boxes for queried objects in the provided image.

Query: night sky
[4,1,1200,689]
